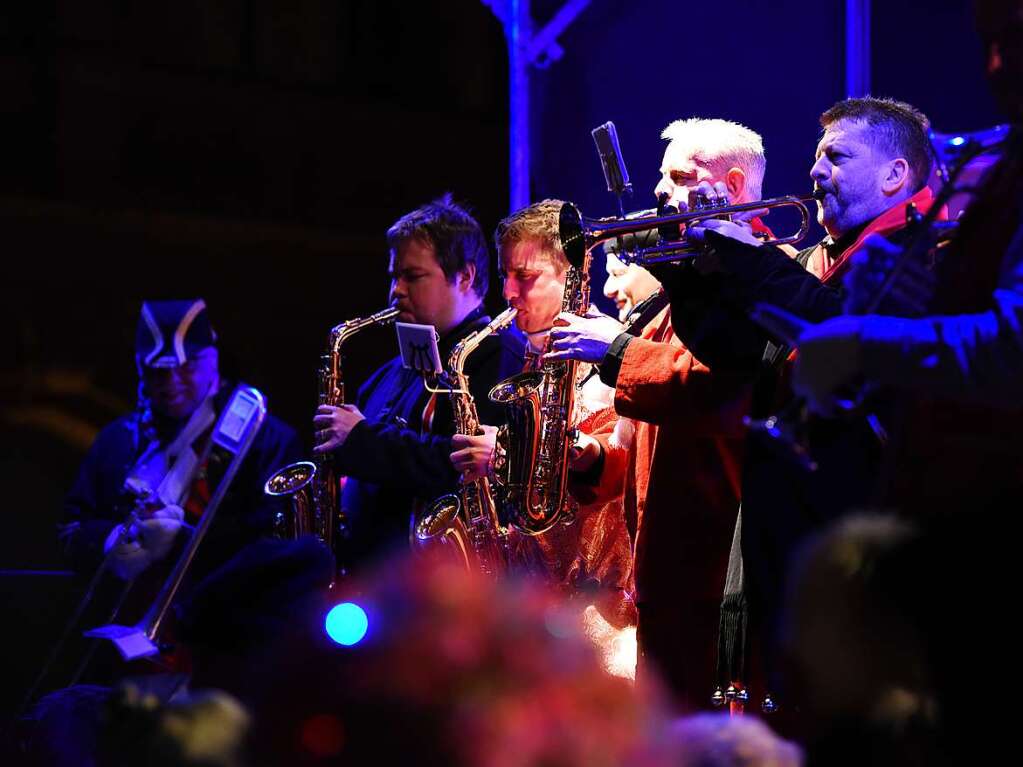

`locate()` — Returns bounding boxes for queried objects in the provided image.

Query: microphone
[591,122,633,214]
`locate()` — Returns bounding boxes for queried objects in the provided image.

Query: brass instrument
[411,307,519,574]
[488,204,593,536]
[561,193,818,265]
[264,306,399,552]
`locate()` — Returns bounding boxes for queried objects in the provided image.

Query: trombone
[559,192,821,265]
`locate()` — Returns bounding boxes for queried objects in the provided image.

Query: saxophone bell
[413,494,463,542]
[263,461,318,539]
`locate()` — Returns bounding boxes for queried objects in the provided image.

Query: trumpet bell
[559,202,587,269]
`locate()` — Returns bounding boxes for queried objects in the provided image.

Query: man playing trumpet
[542,118,764,709]
[669,97,940,704]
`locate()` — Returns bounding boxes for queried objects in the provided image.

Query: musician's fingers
[450,434,474,449]
[686,222,708,242]
[449,447,473,464]
[689,181,715,208]
[732,207,769,224]
[540,350,572,364]
[312,435,341,453]
[547,334,573,350]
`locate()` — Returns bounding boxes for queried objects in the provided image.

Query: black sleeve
[59,421,135,574]
[706,232,845,323]
[598,333,633,388]
[335,328,523,500]
[335,420,458,500]
[655,262,773,379]
[327,361,456,499]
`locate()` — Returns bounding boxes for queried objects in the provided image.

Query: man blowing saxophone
[313,195,524,570]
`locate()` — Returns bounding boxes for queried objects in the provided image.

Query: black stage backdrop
[0,0,1001,718]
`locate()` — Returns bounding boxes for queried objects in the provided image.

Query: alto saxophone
[411,307,518,575]
[489,212,592,536]
[264,306,399,554]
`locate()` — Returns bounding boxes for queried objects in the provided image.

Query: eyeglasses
[142,347,216,378]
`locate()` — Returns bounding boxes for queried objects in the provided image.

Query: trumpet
[560,192,820,265]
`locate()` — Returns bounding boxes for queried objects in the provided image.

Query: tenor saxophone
[411,307,518,575]
[264,306,399,553]
[489,209,592,536]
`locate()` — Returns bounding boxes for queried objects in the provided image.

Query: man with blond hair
[451,200,638,662]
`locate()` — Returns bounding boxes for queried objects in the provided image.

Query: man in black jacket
[313,195,524,569]
[664,97,937,704]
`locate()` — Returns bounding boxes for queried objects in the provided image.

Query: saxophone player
[450,200,637,644]
[313,195,524,570]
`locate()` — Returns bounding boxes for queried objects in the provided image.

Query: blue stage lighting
[950,136,966,146]
[325,602,369,646]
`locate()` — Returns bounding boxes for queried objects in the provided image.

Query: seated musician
[313,195,524,569]
[60,299,301,583]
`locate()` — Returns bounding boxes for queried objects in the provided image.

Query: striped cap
[136,299,217,369]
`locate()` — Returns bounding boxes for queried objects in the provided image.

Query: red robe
[570,306,749,707]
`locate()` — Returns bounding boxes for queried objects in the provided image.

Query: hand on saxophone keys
[312,404,366,453]
[449,424,498,483]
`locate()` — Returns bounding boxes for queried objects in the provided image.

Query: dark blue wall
[528,0,1000,311]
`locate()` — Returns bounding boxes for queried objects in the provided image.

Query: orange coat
[572,306,748,605]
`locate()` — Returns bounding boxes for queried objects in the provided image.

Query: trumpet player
[667,97,940,704]
[788,4,1023,515]
[543,118,764,709]
[60,299,301,583]
[313,195,524,569]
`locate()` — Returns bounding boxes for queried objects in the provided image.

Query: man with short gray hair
[656,117,767,207]
[543,117,768,708]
